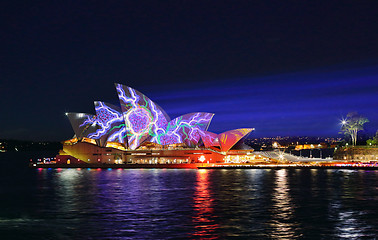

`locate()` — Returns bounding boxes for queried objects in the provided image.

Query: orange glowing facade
[200,129,254,152]
[218,128,254,152]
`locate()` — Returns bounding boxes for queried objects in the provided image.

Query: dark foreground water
[1,152,378,239]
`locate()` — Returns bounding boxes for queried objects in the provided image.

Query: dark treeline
[0,139,62,152]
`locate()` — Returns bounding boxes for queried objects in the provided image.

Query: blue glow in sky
[146,65,378,137]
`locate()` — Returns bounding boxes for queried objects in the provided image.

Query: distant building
[295,143,328,150]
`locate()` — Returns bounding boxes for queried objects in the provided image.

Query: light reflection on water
[269,169,299,239]
[0,161,378,239]
[192,169,219,239]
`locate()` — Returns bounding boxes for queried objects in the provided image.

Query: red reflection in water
[191,169,219,239]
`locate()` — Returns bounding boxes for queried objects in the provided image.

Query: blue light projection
[66,113,96,139]
[115,83,170,149]
[151,112,214,146]
[77,114,102,143]
[79,115,96,128]
[87,101,126,145]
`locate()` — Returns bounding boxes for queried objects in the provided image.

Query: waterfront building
[295,143,329,150]
[57,83,256,165]
[333,146,378,162]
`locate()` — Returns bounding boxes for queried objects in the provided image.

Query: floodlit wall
[334,147,378,161]
[60,141,231,164]
[62,142,126,164]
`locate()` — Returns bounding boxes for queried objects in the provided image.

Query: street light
[199,155,206,167]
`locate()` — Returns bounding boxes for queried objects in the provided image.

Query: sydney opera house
[56,83,257,167]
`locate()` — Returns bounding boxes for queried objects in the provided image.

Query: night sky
[2,1,378,141]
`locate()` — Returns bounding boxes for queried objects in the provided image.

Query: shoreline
[29,163,378,170]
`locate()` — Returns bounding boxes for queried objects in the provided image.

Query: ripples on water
[0,152,377,239]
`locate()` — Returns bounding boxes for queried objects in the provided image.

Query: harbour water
[1,151,377,239]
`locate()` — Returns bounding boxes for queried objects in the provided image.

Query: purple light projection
[115,84,215,148]
[86,101,127,146]
[79,115,96,128]
[152,112,214,146]
[115,83,170,149]
[200,131,220,148]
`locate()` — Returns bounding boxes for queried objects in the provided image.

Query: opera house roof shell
[66,83,254,152]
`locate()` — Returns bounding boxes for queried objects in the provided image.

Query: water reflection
[335,208,365,239]
[2,154,378,240]
[192,169,219,239]
[269,169,299,239]
[55,169,93,218]
[327,170,375,239]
